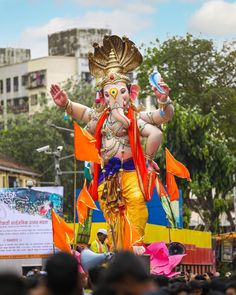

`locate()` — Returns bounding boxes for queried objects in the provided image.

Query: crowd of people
[0,250,236,295]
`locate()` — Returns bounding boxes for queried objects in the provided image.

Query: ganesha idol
[50,35,174,250]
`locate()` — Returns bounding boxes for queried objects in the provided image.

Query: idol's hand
[50,84,68,108]
[152,79,170,102]
[133,246,146,255]
[147,160,160,172]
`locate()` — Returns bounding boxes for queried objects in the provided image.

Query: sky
[0,0,236,58]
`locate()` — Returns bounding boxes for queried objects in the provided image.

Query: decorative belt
[98,157,135,185]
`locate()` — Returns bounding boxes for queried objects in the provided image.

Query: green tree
[0,79,95,220]
[138,34,236,232]
[138,34,236,154]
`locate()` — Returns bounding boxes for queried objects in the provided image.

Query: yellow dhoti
[98,170,148,249]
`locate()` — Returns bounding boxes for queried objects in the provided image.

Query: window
[8,176,17,188]
[0,80,3,94]
[2,176,6,188]
[6,78,11,93]
[13,76,19,92]
[31,94,38,106]
[27,70,46,88]
[22,75,28,86]
[14,98,19,106]
[81,72,92,83]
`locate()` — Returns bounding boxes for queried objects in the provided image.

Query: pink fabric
[73,251,85,273]
[145,242,185,277]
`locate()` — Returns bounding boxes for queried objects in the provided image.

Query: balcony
[7,97,29,114]
[23,70,46,89]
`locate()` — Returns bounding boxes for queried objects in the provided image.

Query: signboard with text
[0,187,63,258]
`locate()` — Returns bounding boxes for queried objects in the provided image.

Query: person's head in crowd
[24,274,47,295]
[93,285,117,295]
[45,252,82,295]
[194,275,206,281]
[169,282,189,295]
[214,272,220,278]
[201,280,211,295]
[149,275,169,289]
[0,273,27,295]
[210,278,227,293]
[187,280,203,295]
[207,291,225,295]
[97,229,108,244]
[225,282,236,295]
[206,272,214,279]
[103,251,149,295]
[88,265,106,290]
[142,276,159,294]
[169,277,186,287]
[142,287,173,295]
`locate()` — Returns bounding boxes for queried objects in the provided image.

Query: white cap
[98,229,107,235]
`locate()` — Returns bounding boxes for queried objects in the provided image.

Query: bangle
[145,153,154,161]
[65,100,73,115]
[63,100,69,110]
[157,97,171,106]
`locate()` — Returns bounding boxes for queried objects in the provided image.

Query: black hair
[169,282,189,294]
[103,251,148,284]
[150,274,169,288]
[0,273,26,295]
[93,285,117,295]
[88,265,106,288]
[210,278,227,293]
[45,252,81,295]
[195,274,206,281]
[187,280,203,290]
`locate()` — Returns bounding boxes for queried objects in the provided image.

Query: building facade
[0,48,31,67]
[48,28,111,58]
[0,28,111,128]
[0,154,40,188]
[48,28,111,83]
[0,56,77,128]
[26,56,77,115]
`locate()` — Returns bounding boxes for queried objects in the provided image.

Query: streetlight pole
[44,147,63,186]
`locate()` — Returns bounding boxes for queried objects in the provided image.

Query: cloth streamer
[145,242,185,277]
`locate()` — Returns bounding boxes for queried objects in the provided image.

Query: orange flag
[51,209,74,253]
[124,215,142,249]
[165,148,190,180]
[74,122,102,164]
[77,179,98,225]
[166,172,179,201]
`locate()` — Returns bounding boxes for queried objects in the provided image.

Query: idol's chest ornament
[100,112,130,162]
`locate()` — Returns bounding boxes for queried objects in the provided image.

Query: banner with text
[0,187,63,258]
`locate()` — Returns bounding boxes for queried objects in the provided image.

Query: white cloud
[188,0,236,36]
[73,0,157,8]
[15,3,154,58]
[73,0,122,6]
[126,3,154,13]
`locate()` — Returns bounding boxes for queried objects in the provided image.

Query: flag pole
[73,155,77,250]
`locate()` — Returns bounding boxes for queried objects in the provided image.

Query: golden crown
[88,35,143,88]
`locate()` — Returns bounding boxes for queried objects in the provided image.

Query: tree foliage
[0,80,95,220]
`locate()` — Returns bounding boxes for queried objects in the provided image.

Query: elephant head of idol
[88,35,143,128]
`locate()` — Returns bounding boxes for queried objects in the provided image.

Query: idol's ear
[99,91,105,104]
[130,84,140,101]
[95,90,105,104]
